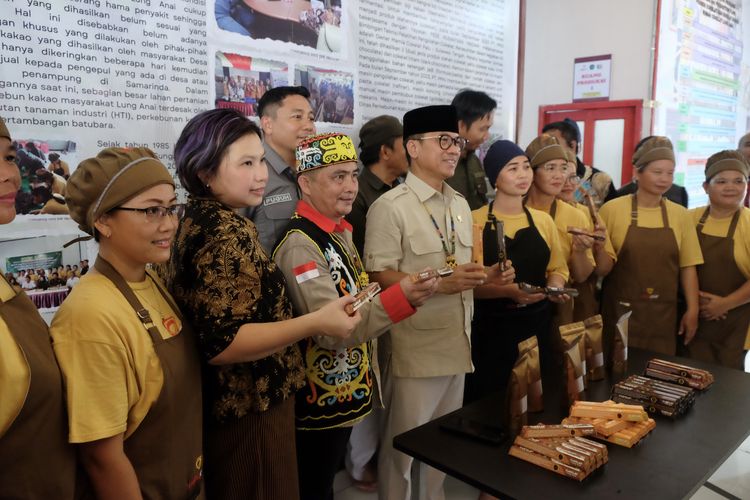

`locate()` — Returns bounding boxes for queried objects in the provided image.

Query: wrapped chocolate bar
[564,336,586,404]
[472,223,484,265]
[559,322,588,388]
[613,308,632,376]
[645,359,714,390]
[505,351,529,435]
[519,336,543,412]
[583,315,605,381]
[612,375,695,418]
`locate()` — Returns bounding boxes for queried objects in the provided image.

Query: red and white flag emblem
[294,261,320,284]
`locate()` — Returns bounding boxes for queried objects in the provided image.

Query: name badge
[263,193,293,206]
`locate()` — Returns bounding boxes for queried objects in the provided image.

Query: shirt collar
[405,171,457,202]
[295,200,353,233]
[263,140,293,175]
[361,166,396,192]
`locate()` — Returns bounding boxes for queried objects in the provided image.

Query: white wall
[519,0,657,147]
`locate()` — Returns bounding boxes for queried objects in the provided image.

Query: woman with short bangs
[688,150,750,368]
[599,136,703,356]
[164,108,359,500]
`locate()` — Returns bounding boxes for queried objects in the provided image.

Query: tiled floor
[334,354,750,499]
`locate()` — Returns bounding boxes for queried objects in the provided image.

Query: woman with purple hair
[163,108,360,500]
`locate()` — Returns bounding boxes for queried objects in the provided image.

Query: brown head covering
[0,117,10,141]
[632,136,675,169]
[704,150,749,181]
[525,134,567,168]
[66,147,174,236]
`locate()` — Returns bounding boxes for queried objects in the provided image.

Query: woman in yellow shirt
[0,119,77,498]
[689,150,750,368]
[558,149,617,320]
[525,135,614,326]
[50,148,204,499]
[599,136,703,356]
[465,139,570,404]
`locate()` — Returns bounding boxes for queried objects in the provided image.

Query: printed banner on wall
[0,0,519,256]
[653,0,750,207]
[6,251,62,273]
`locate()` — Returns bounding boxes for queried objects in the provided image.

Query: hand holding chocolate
[345,282,381,315]
[567,226,606,242]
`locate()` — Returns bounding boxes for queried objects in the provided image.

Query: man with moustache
[245,86,316,251]
[273,132,438,500]
[365,105,513,500]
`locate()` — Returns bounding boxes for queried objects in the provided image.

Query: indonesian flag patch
[294,261,320,284]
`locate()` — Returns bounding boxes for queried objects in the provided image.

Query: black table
[394,348,750,499]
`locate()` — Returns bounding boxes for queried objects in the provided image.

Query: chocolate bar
[611,375,695,418]
[521,423,595,438]
[497,219,508,271]
[410,267,453,283]
[518,282,580,298]
[567,226,606,242]
[570,401,648,422]
[345,282,381,315]
[584,192,598,226]
[645,359,714,390]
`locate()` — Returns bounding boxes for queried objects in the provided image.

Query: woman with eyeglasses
[0,119,78,498]
[687,150,750,368]
[50,147,204,499]
[599,136,703,357]
[524,134,605,339]
[558,149,616,321]
[465,139,569,407]
[163,108,359,500]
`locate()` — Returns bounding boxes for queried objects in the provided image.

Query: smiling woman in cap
[599,136,703,357]
[466,139,567,408]
[49,146,204,499]
[162,108,359,500]
[0,119,78,498]
[687,150,750,368]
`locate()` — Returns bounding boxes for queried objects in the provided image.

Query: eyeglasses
[565,174,581,185]
[112,204,185,222]
[415,135,468,151]
[709,177,747,186]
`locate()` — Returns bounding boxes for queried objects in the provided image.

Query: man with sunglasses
[365,105,513,500]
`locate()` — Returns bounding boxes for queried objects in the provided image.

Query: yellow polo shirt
[599,195,703,268]
[50,272,181,443]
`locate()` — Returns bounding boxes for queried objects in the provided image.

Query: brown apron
[601,196,680,356]
[84,257,204,500]
[0,276,77,499]
[572,275,600,322]
[689,208,750,368]
[549,200,575,327]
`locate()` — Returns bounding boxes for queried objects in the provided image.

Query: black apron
[0,276,77,499]
[689,208,750,368]
[465,204,552,403]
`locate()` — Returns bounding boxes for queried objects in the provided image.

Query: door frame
[538,99,643,186]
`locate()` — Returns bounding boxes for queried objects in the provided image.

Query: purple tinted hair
[174,108,262,197]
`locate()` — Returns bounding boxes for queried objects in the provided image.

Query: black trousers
[296,425,353,500]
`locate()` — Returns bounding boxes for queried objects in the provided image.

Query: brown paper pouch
[505,353,529,435]
[564,336,585,405]
[559,322,588,388]
[519,336,543,412]
[583,315,604,381]
[613,310,632,375]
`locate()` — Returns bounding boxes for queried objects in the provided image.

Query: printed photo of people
[295,65,354,123]
[214,52,289,117]
[1,234,92,320]
[13,139,77,216]
[215,0,344,53]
